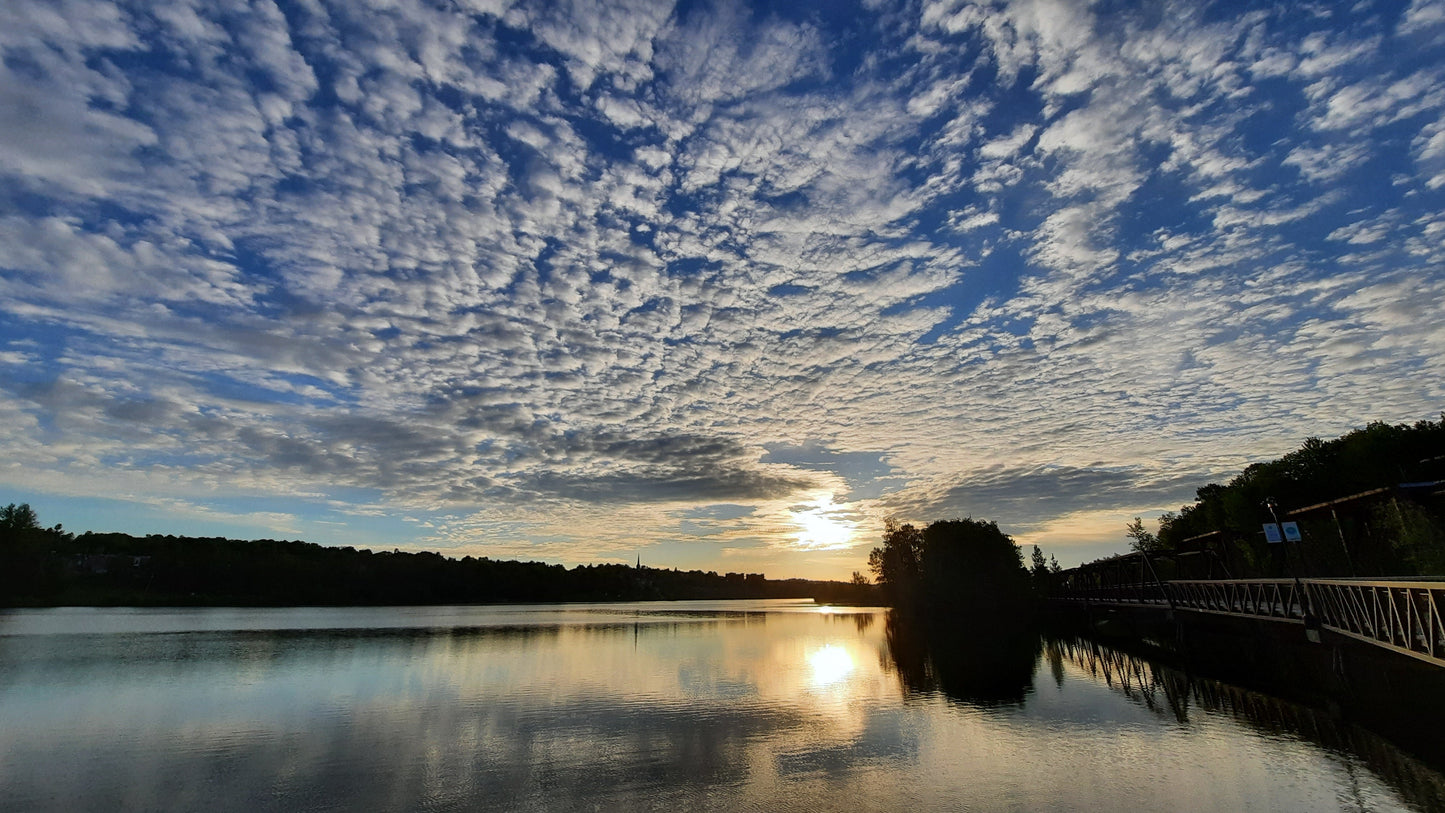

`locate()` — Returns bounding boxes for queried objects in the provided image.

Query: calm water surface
[1,600,1441,812]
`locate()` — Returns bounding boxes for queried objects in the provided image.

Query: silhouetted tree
[918,518,1028,615]
[1030,545,1053,595]
[1126,516,1161,554]
[870,517,1030,617]
[1,503,39,532]
[1,503,65,603]
[868,519,923,605]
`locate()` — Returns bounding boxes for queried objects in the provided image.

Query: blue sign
[1281,522,1301,543]
[1262,523,1282,543]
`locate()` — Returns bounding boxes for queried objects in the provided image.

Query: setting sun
[793,498,858,551]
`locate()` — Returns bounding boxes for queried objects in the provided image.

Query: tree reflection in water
[880,611,1445,812]
[882,610,1040,707]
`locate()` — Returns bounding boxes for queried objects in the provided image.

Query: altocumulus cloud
[1,0,1443,575]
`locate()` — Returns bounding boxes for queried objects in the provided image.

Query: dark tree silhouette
[868,517,1030,617]
[0,513,880,608]
[1,503,39,531]
[868,519,923,605]
[1128,416,1445,577]
[918,518,1029,615]
[1,503,66,602]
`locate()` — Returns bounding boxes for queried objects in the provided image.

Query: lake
[1,600,1441,811]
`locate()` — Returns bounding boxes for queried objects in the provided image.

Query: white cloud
[1399,0,1445,38]
[0,38,156,197]
[978,123,1037,159]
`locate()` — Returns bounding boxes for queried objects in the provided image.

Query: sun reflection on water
[808,644,855,688]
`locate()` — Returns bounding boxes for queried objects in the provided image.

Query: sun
[792,497,857,550]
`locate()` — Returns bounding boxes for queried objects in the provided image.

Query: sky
[2,0,1443,580]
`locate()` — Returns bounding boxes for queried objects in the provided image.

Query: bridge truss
[1055,566,1445,668]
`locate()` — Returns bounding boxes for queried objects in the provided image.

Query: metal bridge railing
[1054,582,1172,606]
[1169,579,1306,622]
[1304,580,1445,667]
[1052,577,1445,669]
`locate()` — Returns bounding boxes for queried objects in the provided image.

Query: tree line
[0,507,877,607]
[1123,417,1445,578]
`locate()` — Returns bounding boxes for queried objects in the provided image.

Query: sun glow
[792,497,857,550]
[808,644,855,687]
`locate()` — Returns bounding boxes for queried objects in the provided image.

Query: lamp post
[1265,496,1319,642]
[1263,497,1288,575]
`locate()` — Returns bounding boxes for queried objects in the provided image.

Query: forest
[1127,416,1445,578]
[0,507,877,607]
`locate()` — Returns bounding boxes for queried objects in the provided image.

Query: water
[1,600,1440,812]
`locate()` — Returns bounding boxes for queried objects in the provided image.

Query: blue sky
[2,0,1443,579]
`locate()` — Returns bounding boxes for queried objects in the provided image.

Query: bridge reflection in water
[1047,636,1445,811]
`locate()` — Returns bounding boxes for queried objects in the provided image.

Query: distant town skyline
[2,0,1443,580]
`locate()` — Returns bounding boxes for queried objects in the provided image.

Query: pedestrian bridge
[1052,558,1445,669]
